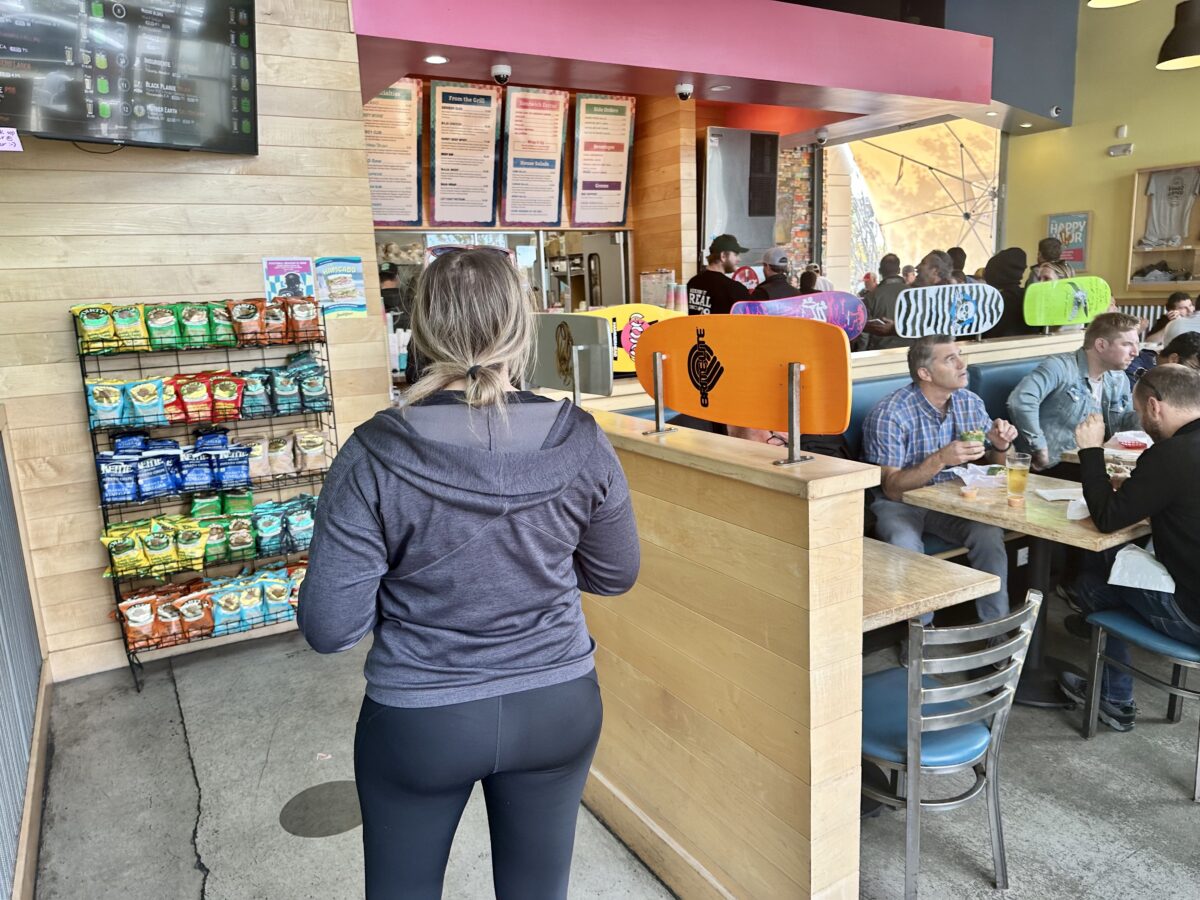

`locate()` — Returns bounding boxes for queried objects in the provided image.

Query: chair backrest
[906,591,1043,736]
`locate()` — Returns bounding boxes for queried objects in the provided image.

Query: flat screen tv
[0,0,258,154]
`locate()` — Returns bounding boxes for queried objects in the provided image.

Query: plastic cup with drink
[1006,451,1031,507]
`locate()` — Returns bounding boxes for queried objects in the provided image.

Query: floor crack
[171,659,211,899]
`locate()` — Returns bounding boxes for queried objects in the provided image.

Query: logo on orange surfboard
[633,315,851,434]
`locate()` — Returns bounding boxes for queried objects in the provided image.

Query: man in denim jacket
[1007,313,1142,471]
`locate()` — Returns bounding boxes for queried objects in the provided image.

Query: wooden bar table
[862,538,1001,631]
[901,475,1150,706]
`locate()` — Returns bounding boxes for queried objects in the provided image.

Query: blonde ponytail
[400,249,535,415]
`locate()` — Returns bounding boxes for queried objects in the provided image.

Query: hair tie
[467,365,482,379]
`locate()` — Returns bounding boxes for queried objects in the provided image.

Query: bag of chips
[239,580,266,624]
[179,303,212,348]
[227,515,256,561]
[147,437,180,451]
[72,303,118,354]
[210,585,246,636]
[229,299,266,346]
[287,297,322,343]
[270,369,301,415]
[112,305,150,352]
[191,493,223,517]
[119,593,159,650]
[175,522,208,571]
[145,304,183,350]
[112,432,149,453]
[123,378,168,427]
[86,379,126,429]
[176,589,215,641]
[103,531,148,577]
[178,450,212,493]
[287,562,307,607]
[193,429,228,452]
[208,303,237,347]
[136,451,181,500]
[177,375,213,423]
[253,505,286,556]
[237,370,272,418]
[97,453,139,505]
[259,573,294,623]
[155,594,184,646]
[241,434,270,479]
[217,447,251,489]
[283,498,315,551]
[210,374,245,422]
[223,489,254,516]
[263,300,289,344]
[159,377,186,424]
[292,429,328,472]
[140,528,178,576]
[268,434,296,475]
[198,515,229,564]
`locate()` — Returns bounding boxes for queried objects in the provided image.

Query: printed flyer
[431,81,503,226]
[501,86,568,227]
[262,257,314,302]
[314,256,368,319]
[364,78,422,227]
[572,94,635,227]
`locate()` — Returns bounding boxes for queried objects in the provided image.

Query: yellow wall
[1006,1,1200,296]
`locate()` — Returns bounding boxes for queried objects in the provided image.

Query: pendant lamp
[1158,1,1200,70]
[1086,0,1140,7]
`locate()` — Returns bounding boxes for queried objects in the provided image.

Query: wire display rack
[75,316,338,690]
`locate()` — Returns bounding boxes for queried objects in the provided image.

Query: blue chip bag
[259,573,293,623]
[97,453,139,504]
[252,504,285,556]
[147,438,180,451]
[194,429,229,453]
[238,580,265,625]
[136,451,181,500]
[112,432,149,454]
[269,369,301,416]
[237,370,272,418]
[86,379,126,429]
[283,497,315,551]
[125,378,168,427]
[179,450,214,493]
[210,584,246,636]
[217,446,251,489]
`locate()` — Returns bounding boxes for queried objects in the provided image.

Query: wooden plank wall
[629,97,698,297]
[582,449,864,898]
[0,0,390,682]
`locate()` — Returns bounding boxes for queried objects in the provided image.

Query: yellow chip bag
[72,303,118,354]
[112,305,150,351]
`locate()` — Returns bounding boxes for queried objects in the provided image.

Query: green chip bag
[190,493,223,518]
[199,515,230,565]
[208,302,237,347]
[145,304,183,350]
[179,303,212,348]
[222,489,254,516]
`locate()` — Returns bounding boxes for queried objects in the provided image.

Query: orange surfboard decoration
[633,315,851,434]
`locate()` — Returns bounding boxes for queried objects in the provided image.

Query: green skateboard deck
[1023,277,1112,327]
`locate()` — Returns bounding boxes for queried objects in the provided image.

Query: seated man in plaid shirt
[862,335,1018,622]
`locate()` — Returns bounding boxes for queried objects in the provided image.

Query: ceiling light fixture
[985,111,998,117]
[424,54,449,65]
[1158,1,1200,69]
[1087,0,1141,7]
[1019,122,1033,128]
[709,84,732,92]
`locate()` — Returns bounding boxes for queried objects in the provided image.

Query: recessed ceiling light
[1019,122,1033,128]
[985,111,998,117]
[424,55,449,65]
[709,84,732,92]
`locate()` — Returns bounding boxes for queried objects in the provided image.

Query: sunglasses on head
[427,244,513,259]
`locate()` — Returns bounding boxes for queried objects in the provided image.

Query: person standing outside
[902,264,917,285]
[862,335,1017,623]
[688,234,750,315]
[807,263,835,292]
[863,253,907,350]
[751,247,800,300]
[863,250,952,350]
[1058,364,1200,730]
[298,249,639,899]
[1007,312,1141,472]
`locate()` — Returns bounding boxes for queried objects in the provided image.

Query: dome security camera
[1049,104,1063,118]
[815,127,830,146]
[491,64,512,85]
[675,82,694,101]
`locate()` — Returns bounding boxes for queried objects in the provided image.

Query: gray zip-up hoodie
[297,392,638,708]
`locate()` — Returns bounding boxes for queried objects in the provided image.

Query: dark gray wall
[944,0,1078,124]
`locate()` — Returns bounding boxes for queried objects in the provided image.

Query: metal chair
[1082,609,1200,801]
[862,590,1042,899]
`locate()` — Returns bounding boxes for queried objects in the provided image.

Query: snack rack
[75,323,339,691]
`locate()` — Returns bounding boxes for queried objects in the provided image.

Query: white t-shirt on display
[1144,167,1200,244]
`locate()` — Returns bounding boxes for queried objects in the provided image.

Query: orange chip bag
[119,593,159,651]
[287,297,322,343]
[228,299,266,346]
[263,300,288,345]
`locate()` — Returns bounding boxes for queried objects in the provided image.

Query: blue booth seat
[967,358,1040,423]
[843,374,910,460]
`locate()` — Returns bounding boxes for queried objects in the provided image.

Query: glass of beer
[1006,451,1031,501]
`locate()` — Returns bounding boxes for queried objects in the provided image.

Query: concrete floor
[34,601,1200,900]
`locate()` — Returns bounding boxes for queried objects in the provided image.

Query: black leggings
[354,671,603,900]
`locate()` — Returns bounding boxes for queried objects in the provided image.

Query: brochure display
[364,79,422,227]
[572,94,635,227]
[431,81,503,227]
[501,87,569,227]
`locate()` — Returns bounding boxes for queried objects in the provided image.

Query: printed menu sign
[501,86,568,227]
[572,94,635,227]
[364,79,422,227]
[431,81,502,226]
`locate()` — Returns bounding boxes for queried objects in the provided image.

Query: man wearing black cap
[688,234,750,315]
[751,247,800,301]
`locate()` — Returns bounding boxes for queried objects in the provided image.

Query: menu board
[364,79,422,227]
[430,80,502,227]
[572,94,635,227]
[0,0,257,154]
[501,86,568,227]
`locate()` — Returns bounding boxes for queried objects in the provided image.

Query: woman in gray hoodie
[298,249,639,899]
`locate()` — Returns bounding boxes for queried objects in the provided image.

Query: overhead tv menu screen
[0,0,257,154]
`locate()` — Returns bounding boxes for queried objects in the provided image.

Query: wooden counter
[861,538,1000,631]
[585,411,879,899]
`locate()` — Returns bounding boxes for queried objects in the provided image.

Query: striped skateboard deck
[530,313,613,396]
[731,291,868,340]
[894,284,1005,338]
[1023,276,1112,327]
[576,304,683,373]
[633,314,851,434]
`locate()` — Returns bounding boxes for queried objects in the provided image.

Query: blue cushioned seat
[844,374,910,460]
[616,406,679,422]
[967,359,1040,422]
[862,667,993,767]
[1087,610,1200,662]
